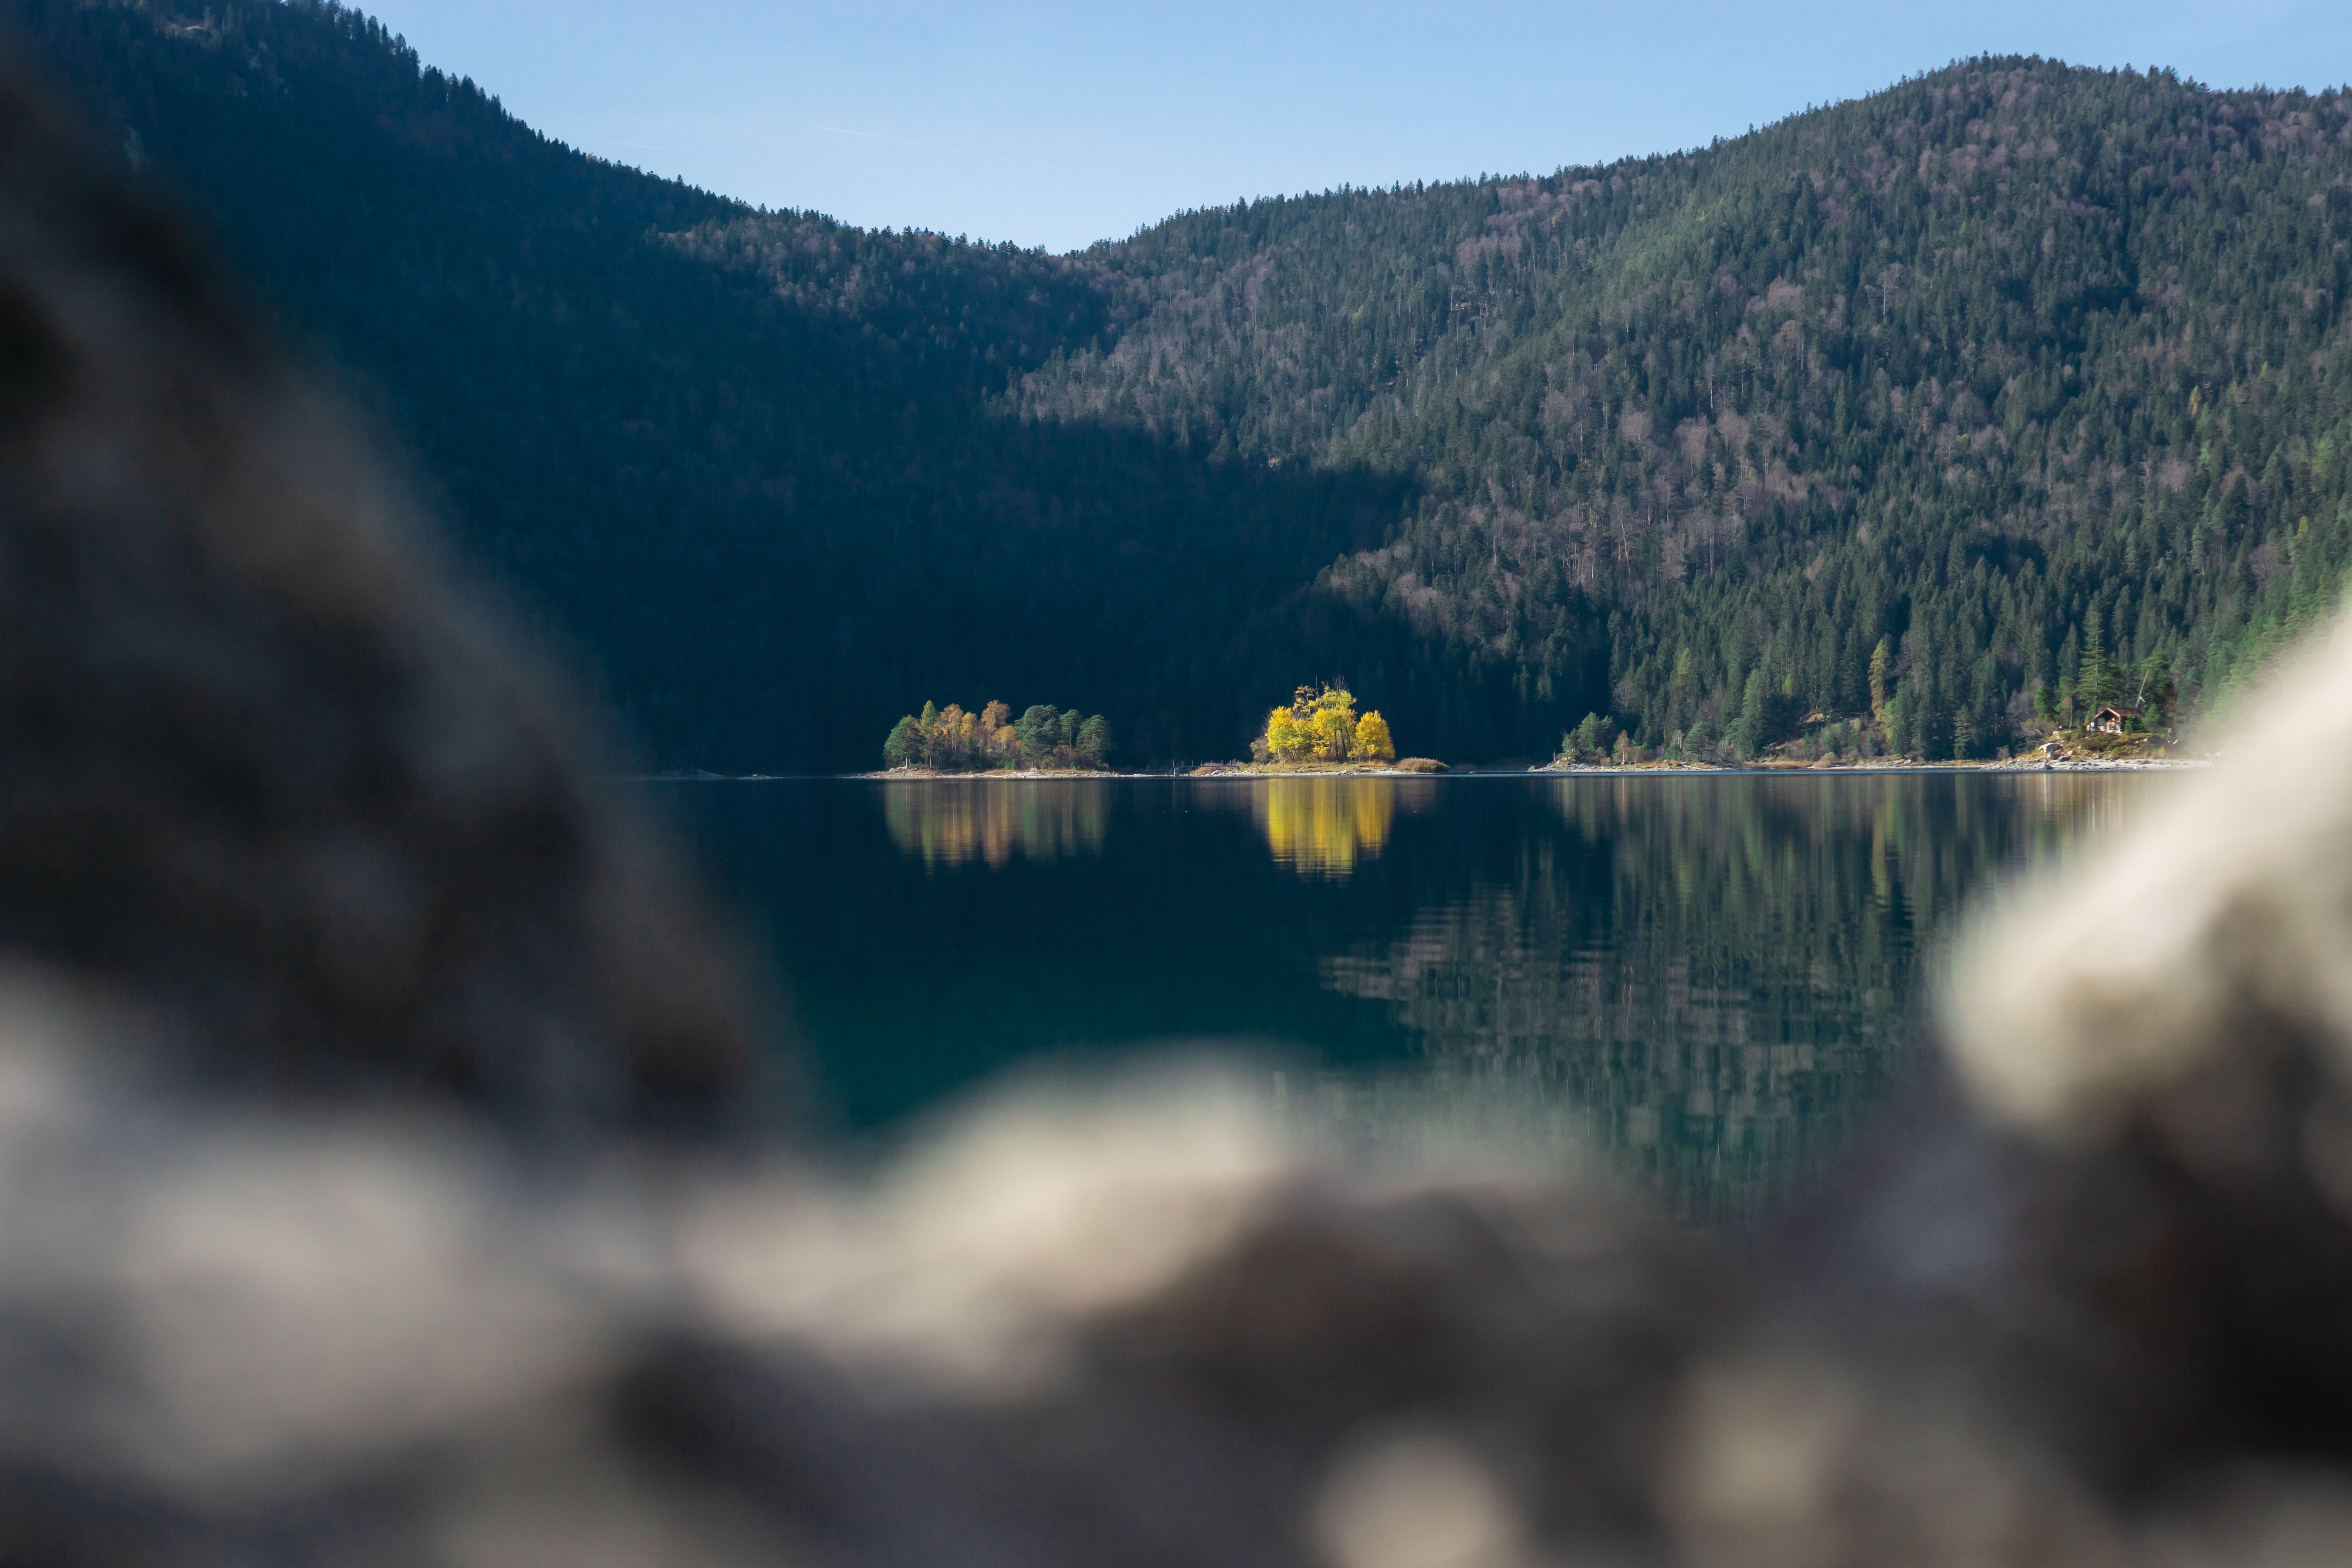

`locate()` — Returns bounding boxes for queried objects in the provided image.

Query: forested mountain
[11,0,2350,765]
[2,0,1406,767]
[1027,69,2352,757]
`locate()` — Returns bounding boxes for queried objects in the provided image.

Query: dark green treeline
[24,3,2351,763]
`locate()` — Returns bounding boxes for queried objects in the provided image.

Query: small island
[880,700,1113,773]
[1251,684,1394,766]
[870,683,1456,778]
[1191,684,1444,774]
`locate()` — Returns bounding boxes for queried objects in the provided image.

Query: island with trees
[1213,684,1447,773]
[881,701,1114,773]
[1252,684,1394,766]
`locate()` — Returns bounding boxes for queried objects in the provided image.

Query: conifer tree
[883,715,921,768]
[2080,608,2116,713]
[1076,715,1114,767]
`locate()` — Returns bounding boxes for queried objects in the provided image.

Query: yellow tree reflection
[1255,779,1428,876]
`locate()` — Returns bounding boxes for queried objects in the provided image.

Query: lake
[662,772,2164,1218]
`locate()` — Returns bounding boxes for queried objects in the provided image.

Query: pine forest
[17,0,2350,768]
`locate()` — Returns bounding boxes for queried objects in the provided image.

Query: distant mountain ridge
[11,0,2349,765]
[1029,67,2352,754]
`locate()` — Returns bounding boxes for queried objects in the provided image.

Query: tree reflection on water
[1248,777,1436,876]
[686,771,2169,1221]
[1310,772,2155,1218]
[882,780,1109,869]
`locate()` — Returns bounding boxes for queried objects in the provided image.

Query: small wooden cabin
[2089,705,2143,735]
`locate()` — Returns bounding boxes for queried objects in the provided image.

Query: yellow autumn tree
[1263,705,1309,762]
[1253,684,1397,766]
[1309,695,1357,760]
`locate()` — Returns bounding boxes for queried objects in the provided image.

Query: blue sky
[363,0,2351,253]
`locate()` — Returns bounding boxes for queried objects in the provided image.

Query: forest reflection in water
[1310,771,2156,1214]
[675,771,2171,1220]
[881,779,1107,869]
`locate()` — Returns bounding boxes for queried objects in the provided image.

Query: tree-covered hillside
[1026,63,2352,757]
[0,0,1408,767]
[13,0,2350,764]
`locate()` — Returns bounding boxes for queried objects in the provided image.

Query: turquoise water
[663,772,2160,1216]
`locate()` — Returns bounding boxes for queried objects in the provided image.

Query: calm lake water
[662,772,2164,1217]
